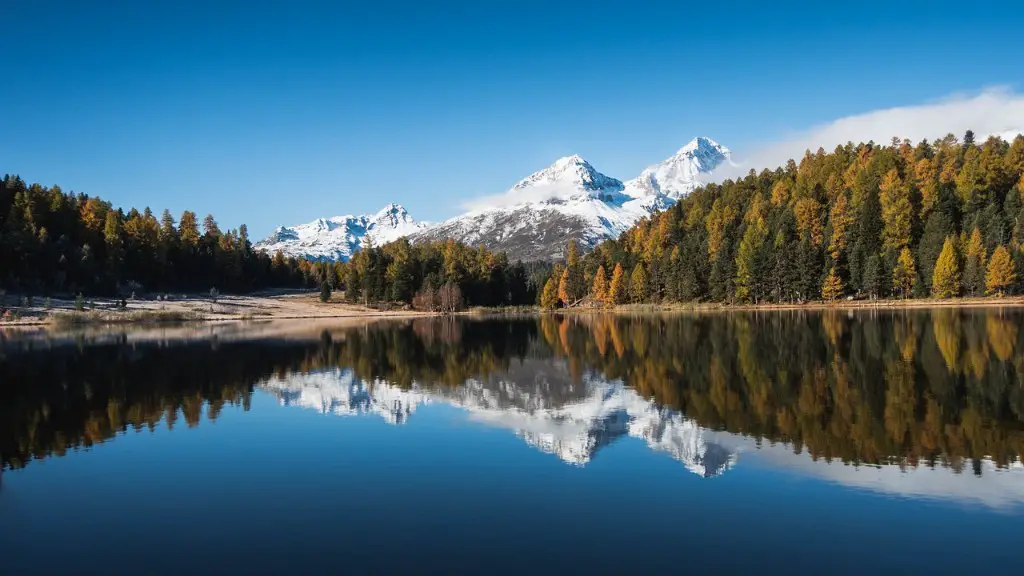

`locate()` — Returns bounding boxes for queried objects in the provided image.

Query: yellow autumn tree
[821,266,844,301]
[827,192,854,261]
[892,247,917,299]
[879,168,913,252]
[540,277,559,310]
[793,197,824,246]
[592,265,609,304]
[985,245,1016,296]
[931,236,961,298]
[557,267,572,307]
[608,263,627,305]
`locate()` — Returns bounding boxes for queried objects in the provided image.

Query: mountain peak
[255,203,427,262]
[624,136,730,199]
[511,155,623,196]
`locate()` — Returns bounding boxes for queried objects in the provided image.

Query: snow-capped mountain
[256,138,729,262]
[254,203,429,262]
[415,137,729,260]
[259,362,738,477]
[624,137,731,199]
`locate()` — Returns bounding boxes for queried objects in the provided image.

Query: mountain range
[259,361,738,476]
[255,137,730,262]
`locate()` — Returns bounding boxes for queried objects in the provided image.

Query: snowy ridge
[256,138,729,262]
[414,138,727,260]
[624,137,731,199]
[254,203,429,262]
[258,367,737,477]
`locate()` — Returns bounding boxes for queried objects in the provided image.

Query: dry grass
[50,310,205,327]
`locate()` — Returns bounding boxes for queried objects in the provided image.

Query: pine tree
[629,263,648,303]
[985,245,1016,296]
[609,263,627,305]
[319,279,332,302]
[592,265,609,305]
[892,247,917,299]
[821,266,844,301]
[862,255,884,299]
[540,277,559,309]
[932,236,961,298]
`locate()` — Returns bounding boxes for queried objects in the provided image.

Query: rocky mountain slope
[255,137,729,262]
[254,203,429,261]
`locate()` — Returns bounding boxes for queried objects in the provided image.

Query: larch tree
[592,265,609,304]
[629,264,648,303]
[821,266,844,301]
[540,277,560,310]
[557,267,572,307]
[879,169,913,253]
[892,247,917,299]
[985,245,1016,296]
[609,263,627,305]
[931,236,961,298]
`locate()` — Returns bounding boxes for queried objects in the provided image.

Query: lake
[2,310,1023,574]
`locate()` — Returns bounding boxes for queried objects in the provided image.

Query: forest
[4,312,1023,472]
[539,131,1024,307]
[6,130,1024,310]
[0,175,541,309]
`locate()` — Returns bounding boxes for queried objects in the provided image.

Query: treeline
[0,175,543,305]
[0,174,321,294]
[317,313,1024,470]
[5,312,1024,471]
[541,131,1024,307]
[330,238,541,309]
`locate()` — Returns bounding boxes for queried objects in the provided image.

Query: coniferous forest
[541,131,1024,307]
[0,175,540,308]
[6,131,1024,310]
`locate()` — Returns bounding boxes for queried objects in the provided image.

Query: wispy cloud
[714,87,1024,180]
[459,88,1024,212]
[461,182,586,212]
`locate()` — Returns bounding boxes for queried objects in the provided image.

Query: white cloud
[461,182,585,212]
[714,87,1024,181]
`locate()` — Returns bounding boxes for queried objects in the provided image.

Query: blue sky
[3,1,1023,238]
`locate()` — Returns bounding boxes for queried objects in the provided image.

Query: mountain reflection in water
[3,310,1024,509]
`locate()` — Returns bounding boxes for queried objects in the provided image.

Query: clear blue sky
[3,1,1022,238]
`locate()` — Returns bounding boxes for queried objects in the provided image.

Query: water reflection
[3,310,1024,508]
[261,367,737,476]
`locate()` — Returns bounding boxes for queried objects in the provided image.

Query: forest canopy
[543,131,1024,306]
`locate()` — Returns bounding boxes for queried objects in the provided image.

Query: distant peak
[375,202,408,216]
[677,136,729,156]
[554,154,588,166]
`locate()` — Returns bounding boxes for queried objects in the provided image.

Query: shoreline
[4,293,1024,330]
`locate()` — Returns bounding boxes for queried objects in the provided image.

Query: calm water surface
[2,311,1023,574]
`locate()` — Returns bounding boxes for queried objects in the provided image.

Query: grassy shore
[4,292,1024,329]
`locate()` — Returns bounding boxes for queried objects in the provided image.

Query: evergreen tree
[861,254,884,299]
[932,236,961,298]
[629,264,648,303]
[962,228,987,296]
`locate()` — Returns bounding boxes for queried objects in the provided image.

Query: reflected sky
[2,312,1024,574]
